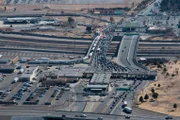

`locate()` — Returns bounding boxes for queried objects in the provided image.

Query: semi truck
[122,101,127,108]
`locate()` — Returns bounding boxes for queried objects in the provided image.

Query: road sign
[116,87,130,91]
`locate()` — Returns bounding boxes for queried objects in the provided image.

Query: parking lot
[0,79,75,106]
[0,64,77,108]
[135,15,180,35]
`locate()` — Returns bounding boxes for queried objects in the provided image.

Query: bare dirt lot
[137,60,180,116]
[0,0,143,11]
[148,36,180,41]
[29,16,123,38]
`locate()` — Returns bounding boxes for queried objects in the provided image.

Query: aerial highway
[0,108,179,120]
[0,0,180,119]
[117,34,148,74]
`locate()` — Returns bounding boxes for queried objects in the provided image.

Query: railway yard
[0,0,180,120]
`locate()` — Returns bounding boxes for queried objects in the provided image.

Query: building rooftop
[90,73,111,84]
[117,22,145,28]
[86,84,108,89]
[57,67,86,77]
[20,66,39,78]
[0,65,15,69]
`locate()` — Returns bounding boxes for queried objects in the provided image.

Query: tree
[131,2,134,7]
[86,26,92,33]
[173,103,177,110]
[144,94,149,101]
[151,88,155,93]
[176,70,178,75]
[110,17,114,23]
[160,0,180,12]
[68,17,74,25]
[152,92,158,99]
[171,74,175,77]
[163,67,167,72]
[166,72,169,76]
[154,84,156,86]
[139,96,144,103]
[158,84,161,87]
[157,64,162,68]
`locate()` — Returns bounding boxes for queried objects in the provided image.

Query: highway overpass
[114,34,156,79]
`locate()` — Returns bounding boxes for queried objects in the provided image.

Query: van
[12,77,19,84]
[123,107,132,113]
[64,88,70,91]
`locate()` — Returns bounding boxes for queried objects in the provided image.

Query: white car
[97,117,103,120]
[75,114,87,117]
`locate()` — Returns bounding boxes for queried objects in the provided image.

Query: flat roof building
[115,22,147,33]
[90,73,111,85]
[0,65,15,73]
[20,66,40,82]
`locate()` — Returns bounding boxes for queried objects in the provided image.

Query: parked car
[97,117,103,120]
[125,116,130,119]
[75,114,87,117]
[165,116,173,119]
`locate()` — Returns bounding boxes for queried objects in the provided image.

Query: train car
[122,101,127,108]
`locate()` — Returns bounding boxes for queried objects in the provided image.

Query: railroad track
[0,47,86,55]
[0,35,92,45]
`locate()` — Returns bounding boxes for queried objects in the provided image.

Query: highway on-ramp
[117,34,147,74]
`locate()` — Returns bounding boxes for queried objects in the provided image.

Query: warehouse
[0,65,15,73]
[0,59,10,64]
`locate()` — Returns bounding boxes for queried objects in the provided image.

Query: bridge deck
[117,34,148,74]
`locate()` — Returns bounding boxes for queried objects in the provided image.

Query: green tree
[68,17,74,24]
[166,72,169,76]
[163,67,167,72]
[139,96,144,103]
[158,84,161,87]
[151,88,155,93]
[173,103,177,110]
[157,64,162,68]
[110,17,114,23]
[152,92,158,99]
[144,94,149,101]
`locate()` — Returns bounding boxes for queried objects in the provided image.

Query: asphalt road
[0,108,180,120]
[117,34,147,73]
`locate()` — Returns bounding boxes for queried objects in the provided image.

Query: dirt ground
[29,16,123,38]
[148,36,180,41]
[0,0,143,12]
[137,60,180,116]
